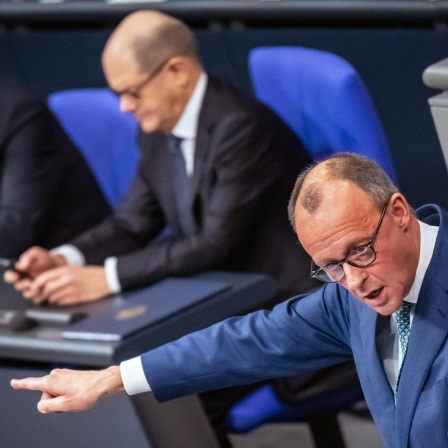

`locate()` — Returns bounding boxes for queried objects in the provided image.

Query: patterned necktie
[167,134,197,236]
[394,301,412,400]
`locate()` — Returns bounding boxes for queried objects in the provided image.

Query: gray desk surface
[0,270,277,367]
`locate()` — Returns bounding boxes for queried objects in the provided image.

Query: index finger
[4,270,20,284]
[26,268,66,297]
[12,277,33,294]
[11,376,47,392]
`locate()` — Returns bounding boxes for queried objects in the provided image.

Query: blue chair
[247,46,398,184]
[226,46,397,447]
[228,363,363,448]
[48,88,140,208]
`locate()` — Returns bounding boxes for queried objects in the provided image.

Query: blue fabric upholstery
[227,379,364,434]
[227,384,306,433]
[249,46,399,185]
[48,88,139,208]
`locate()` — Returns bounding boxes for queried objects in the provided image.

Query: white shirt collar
[380,219,438,389]
[403,220,438,306]
[171,72,207,141]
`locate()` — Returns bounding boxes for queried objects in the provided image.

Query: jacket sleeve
[140,284,354,402]
[69,158,167,265]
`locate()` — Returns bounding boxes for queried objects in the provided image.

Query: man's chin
[374,306,395,316]
[139,122,157,133]
[357,287,397,315]
[138,117,162,133]
[365,297,401,316]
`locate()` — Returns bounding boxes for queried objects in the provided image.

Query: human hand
[11,366,124,413]
[22,266,111,306]
[4,246,66,288]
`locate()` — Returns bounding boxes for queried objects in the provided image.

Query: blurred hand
[23,266,110,306]
[11,366,124,413]
[4,246,66,290]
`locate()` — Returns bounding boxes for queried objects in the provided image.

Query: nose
[341,263,367,290]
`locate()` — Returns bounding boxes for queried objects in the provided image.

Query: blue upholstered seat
[248,46,398,183]
[48,88,139,208]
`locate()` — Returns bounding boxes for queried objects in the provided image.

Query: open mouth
[365,287,383,300]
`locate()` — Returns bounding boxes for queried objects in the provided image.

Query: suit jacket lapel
[395,277,448,447]
[359,307,397,436]
[141,131,181,231]
[191,77,220,197]
[395,204,448,448]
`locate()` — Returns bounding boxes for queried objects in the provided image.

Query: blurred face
[104,56,187,133]
[296,180,420,316]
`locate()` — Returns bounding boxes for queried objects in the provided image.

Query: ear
[388,193,412,229]
[166,57,191,86]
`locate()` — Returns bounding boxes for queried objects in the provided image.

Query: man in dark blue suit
[12,153,448,447]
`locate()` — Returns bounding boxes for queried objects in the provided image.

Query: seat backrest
[249,46,399,184]
[48,88,140,208]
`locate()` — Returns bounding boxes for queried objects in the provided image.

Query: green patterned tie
[394,301,411,400]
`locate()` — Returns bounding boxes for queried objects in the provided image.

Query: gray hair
[287,153,399,229]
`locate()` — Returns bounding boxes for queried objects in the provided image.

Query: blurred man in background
[6,12,316,446]
[7,11,314,308]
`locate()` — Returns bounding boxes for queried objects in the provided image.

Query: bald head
[101,11,203,133]
[288,153,399,230]
[102,11,200,76]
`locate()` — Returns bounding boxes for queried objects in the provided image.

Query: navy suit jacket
[141,204,448,448]
[71,76,316,299]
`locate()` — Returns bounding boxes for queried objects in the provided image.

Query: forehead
[295,180,378,259]
[103,46,142,88]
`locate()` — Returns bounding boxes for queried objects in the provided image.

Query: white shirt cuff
[120,356,152,395]
[104,257,122,294]
[51,245,85,266]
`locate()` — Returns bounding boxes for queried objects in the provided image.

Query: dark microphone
[0,310,37,332]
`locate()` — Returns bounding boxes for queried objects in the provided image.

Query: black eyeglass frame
[310,201,389,283]
[110,57,172,100]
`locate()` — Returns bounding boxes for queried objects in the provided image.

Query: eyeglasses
[310,202,389,283]
[111,57,171,100]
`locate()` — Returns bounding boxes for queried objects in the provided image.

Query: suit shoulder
[205,76,271,116]
[203,76,297,136]
[0,77,45,114]
[203,76,309,162]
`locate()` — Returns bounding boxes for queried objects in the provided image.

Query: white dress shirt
[52,72,208,294]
